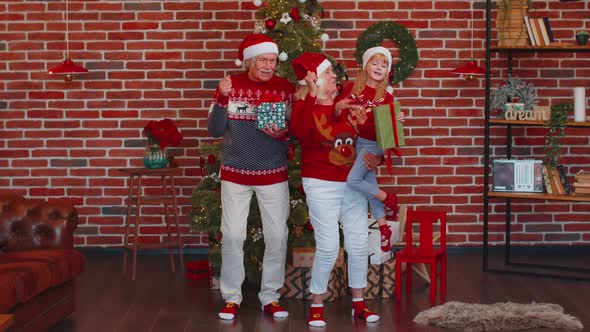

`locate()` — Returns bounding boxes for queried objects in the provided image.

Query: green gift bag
[373,101,405,150]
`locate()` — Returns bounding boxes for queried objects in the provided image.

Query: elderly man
[208,34,295,320]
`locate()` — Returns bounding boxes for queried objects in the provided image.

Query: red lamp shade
[48,59,88,81]
[451,59,485,80]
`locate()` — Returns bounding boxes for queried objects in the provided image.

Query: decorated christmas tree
[190,0,342,283]
[253,0,347,84]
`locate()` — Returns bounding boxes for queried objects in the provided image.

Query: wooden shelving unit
[489,119,590,127]
[483,0,590,281]
[488,191,590,202]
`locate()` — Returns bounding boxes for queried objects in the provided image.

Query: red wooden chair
[394,210,446,306]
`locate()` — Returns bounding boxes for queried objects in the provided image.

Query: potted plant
[544,102,573,169]
[576,31,589,45]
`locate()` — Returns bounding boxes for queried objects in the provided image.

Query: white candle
[574,87,586,122]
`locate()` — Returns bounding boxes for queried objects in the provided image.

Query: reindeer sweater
[290,95,357,182]
[209,72,295,185]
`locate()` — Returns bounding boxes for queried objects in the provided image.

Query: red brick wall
[1,1,589,248]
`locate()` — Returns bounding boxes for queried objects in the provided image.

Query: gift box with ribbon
[256,94,286,130]
[185,259,211,281]
[291,247,345,268]
[364,258,395,299]
[279,265,347,301]
[373,101,405,150]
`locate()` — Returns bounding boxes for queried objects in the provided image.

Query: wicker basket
[496,0,529,47]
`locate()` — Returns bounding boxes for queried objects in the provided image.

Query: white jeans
[219,180,289,306]
[303,178,369,294]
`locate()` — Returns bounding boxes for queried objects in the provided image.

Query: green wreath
[355,21,419,85]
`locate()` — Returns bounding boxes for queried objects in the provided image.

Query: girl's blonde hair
[351,53,389,101]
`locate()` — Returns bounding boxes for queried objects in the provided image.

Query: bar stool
[118,167,184,280]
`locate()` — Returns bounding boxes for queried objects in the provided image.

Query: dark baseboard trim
[76,245,590,256]
[77,246,209,256]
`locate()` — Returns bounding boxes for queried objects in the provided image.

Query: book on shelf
[573,181,590,188]
[542,17,554,42]
[528,17,543,46]
[550,167,566,195]
[573,186,590,195]
[523,16,535,46]
[574,170,590,181]
[556,165,572,194]
[541,165,553,194]
[537,18,551,47]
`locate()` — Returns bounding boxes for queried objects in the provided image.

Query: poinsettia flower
[144,118,183,149]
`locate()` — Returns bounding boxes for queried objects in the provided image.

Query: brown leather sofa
[0,195,85,331]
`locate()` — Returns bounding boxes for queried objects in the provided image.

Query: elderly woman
[289,52,381,327]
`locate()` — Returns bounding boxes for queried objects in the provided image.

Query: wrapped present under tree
[364,258,395,299]
[280,265,347,301]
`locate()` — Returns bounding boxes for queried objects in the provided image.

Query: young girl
[335,46,404,252]
[290,52,381,327]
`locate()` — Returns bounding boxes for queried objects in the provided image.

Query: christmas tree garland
[355,21,419,85]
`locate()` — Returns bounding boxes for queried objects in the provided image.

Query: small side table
[0,314,14,332]
[118,167,184,280]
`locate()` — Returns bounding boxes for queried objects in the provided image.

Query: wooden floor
[51,251,590,332]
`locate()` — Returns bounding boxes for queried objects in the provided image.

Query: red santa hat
[235,34,279,66]
[362,46,393,74]
[291,52,332,85]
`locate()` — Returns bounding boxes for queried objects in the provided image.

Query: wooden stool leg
[162,175,175,273]
[171,175,184,270]
[132,175,143,281]
[123,175,134,275]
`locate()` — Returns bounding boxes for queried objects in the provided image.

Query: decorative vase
[143,144,168,169]
[576,34,589,46]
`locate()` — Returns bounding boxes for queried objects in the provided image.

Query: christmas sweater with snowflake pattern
[208,72,295,185]
[335,83,393,141]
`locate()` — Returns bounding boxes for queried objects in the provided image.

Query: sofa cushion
[0,262,53,313]
[0,249,85,287]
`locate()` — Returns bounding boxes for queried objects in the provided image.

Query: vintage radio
[492,159,543,192]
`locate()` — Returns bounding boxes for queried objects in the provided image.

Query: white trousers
[219,180,289,306]
[303,178,369,294]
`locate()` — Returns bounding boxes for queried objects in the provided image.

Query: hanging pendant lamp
[48,0,88,81]
[452,0,485,81]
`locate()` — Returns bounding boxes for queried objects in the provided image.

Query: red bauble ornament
[208,154,215,165]
[304,221,314,232]
[265,18,276,30]
[290,7,300,21]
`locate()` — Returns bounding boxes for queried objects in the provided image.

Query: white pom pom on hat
[362,46,393,74]
[235,34,279,67]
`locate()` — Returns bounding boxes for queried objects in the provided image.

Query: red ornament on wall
[265,18,276,30]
